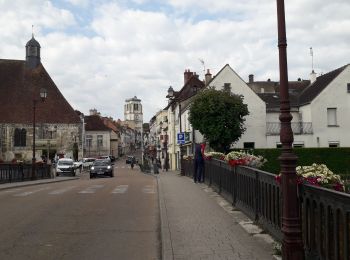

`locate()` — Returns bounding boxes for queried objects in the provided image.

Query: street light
[276,0,304,259]
[167,86,183,174]
[32,88,47,180]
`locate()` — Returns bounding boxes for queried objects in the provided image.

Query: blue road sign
[177,132,185,144]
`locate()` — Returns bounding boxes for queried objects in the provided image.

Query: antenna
[310,47,314,72]
[199,58,205,76]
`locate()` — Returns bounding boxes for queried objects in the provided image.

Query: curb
[0,177,80,191]
[157,174,174,260]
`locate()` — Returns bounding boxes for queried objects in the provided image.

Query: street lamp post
[167,86,183,174]
[276,0,304,259]
[32,88,48,180]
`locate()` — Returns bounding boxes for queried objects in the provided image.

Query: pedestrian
[161,155,165,172]
[194,143,204,183]
[165,153,169,172]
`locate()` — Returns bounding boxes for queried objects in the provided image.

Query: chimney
[205,69,212,86]
[184,69,194,84]
[310,70,317,84]
[248,74,254,83]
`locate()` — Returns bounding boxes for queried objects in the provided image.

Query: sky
[1,0,350,122]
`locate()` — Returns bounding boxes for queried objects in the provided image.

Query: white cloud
[0,0,349,121]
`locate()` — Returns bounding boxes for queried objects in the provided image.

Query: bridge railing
[0,163,52,183]
[181,158,350,258]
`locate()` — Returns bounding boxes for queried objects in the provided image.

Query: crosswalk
[2,184,156,197]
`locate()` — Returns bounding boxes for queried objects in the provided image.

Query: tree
[189,88,249,153]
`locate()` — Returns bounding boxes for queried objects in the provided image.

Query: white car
[56,158,75,176]
[82,158,96,168]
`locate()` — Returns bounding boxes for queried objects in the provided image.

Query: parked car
[82,158,96,168]
[56,158,75,176]
[98,155,116,162]
[73,160,83,170]
[90,159,114,178]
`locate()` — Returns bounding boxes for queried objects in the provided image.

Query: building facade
[0,36,81,162]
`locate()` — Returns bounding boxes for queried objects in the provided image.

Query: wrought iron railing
[266,122,313,135]
[0,163,52,184]
[181,158,350,258]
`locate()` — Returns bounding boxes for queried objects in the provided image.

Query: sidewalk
[158,170,276,260]
[0,175,80,191]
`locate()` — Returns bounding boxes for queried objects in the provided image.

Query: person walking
[194,143,204,183]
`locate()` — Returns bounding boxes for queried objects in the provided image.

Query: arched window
[14,128,26,147]
[21,128,27,146]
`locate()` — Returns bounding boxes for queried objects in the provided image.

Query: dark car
[126,156,136,164]
[90,159,114,178]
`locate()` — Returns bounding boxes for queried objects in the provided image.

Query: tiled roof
[85,115,111,131]
[298,65,347,105]
[0,59,80,124]
[165,75,205,110]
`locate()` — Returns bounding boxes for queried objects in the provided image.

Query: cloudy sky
[1,0,350,121]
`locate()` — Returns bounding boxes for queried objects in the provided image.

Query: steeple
[25,34,41,69]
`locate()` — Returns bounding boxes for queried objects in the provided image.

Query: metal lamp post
[32,88,47,180]
[276,0,304,259]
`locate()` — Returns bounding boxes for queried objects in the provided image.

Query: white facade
[300,65,350,148]
[84,130,111,157]
[207,64,267,149]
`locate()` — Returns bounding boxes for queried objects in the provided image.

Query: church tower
[124,96,143,132]
[25,35,41,69]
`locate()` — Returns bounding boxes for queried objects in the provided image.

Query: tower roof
[25,36,41,48]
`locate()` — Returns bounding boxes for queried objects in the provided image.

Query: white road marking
[49,186,76,195]
[78,184,104,194]
[0,188,23,194]
[14,187,51,197]
[111,185,128,194]
[142,185,156,194]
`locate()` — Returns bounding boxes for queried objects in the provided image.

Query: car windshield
[58,160,73,166]
[93,160,110,166]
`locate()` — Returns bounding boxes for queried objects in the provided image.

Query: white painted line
[78,185,104,194]
[49,186,76,195]
[0,188,23,194]
[142,185,156,194]
[14,187,51,197]
[111,185,129,194]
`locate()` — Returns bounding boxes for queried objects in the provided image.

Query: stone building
[0,35,81,162]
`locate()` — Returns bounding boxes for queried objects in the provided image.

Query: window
[14,128,26,147]
[347,83,350,93]
[86,135,92,147]
[243,142,255,149]
[293,142,304,148]
[327,108,337,126]
[328,141,339,148]
[223,83,231,92]
[97,135,103,147]
[276,143,282,148]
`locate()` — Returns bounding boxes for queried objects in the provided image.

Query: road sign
[177,133,185,144]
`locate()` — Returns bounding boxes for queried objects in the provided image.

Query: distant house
[166,69,205,170]
[206,64,267,149]
[254,65,350,148]
[0,36,81,162]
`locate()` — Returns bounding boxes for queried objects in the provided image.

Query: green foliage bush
[237,148,350,175]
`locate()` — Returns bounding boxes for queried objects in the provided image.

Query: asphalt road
[0,159,160,260]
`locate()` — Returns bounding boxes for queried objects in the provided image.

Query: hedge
[236,148,350,175]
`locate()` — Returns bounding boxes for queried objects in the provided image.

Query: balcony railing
[266,122,313,135]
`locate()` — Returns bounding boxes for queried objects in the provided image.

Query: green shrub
[234,148,350,175]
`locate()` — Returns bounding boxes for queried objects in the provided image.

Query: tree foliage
[189,88,249,153]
